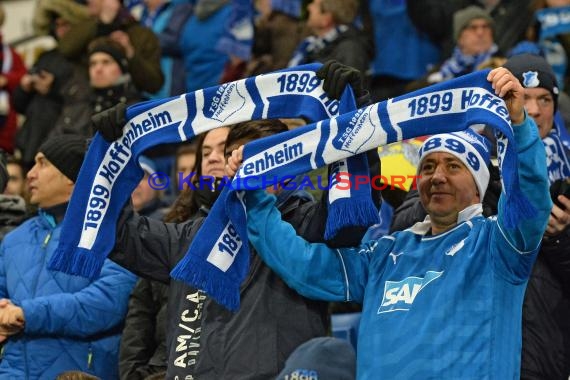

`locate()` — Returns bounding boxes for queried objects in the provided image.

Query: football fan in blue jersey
[228,66,552,378]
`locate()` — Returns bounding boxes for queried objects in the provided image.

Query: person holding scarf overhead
[226,66,552,378]
[89,63,380,379]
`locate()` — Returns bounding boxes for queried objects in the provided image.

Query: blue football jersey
[246,117,552,379]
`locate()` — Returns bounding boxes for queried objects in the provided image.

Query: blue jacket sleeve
[246,189,374,302]
[493,115,553,280]
[19,260,137,337]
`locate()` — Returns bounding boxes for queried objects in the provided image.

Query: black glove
[91,102,127,142]
[316,60,370,107]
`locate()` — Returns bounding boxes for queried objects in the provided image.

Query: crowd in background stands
[0,0,568,379]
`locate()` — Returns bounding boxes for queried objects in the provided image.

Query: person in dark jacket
[243,0,303,77]
[407,0,533,59]
[103,119,379,379]
[119,157,169,380]
[119,128,225,380]
[0,152,26,242]
[0,135,137,379]
[0,154,27,243]
[391,53,570,380]
[56,0,164,94]
[91,61,378,378]
[287,0,372,73]
[14,0,90,170]
[406,6,504,92]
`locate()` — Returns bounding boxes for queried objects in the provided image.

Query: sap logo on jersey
[377,271,443,314]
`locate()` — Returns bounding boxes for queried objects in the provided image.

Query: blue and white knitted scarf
[171,69,538,311]
[288,25,349,67]
[48,63,374,278]
[543,127,570,184]
[430,44,499,83]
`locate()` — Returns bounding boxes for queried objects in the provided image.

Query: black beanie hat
[88,37,129,74]
[503,53,559,110]
[38,135,87,183]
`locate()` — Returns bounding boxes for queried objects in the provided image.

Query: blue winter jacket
[0,210,137,379]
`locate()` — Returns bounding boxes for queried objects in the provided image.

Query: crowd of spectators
[0,0,569,379]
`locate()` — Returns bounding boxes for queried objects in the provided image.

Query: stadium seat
[331,312,361,351]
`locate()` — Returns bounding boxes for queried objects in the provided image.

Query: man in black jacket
[104,119,379,379]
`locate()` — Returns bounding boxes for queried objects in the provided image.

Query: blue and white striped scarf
[431,44,499,83]
[544,127,570,184]
[48,64,375,279]
[288,25,349,67]
[171,69,538,311]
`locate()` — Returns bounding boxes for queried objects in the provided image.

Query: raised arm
[246,190,348,301]
[486,68,552,278]
[109,203,203,283]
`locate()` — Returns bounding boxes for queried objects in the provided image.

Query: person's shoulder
[126,22,159,40]
[1,216,41,245]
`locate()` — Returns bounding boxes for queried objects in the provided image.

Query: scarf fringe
[171,257,241,312]
[502,189,538,229]
[49,247,104,280]
[325,197,380,240]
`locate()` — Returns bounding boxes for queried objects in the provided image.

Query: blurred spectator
[120,156,169,380]
[118,129,223,380]
[527,0,570,94]
[407,0,534,59]
[288,0,371,73]
[0,151,26,242]
[365,0,441,101]
[407,6,502,90]
[276,337,356,380]
[173,141,197,194]
[243,0,303,77]
[16,0,89,168]
[50,36,141,137]
[0,135,137,378]
[217,0,254,83]
[119,277,168,380]
[88,37,141,114]
[0,4,27,154]
[179,0,233,92]
[3,155,26,199]
[56,0,164,94]
[137,0,193,98]
[33,0,90,35]
[131,155,168,220]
